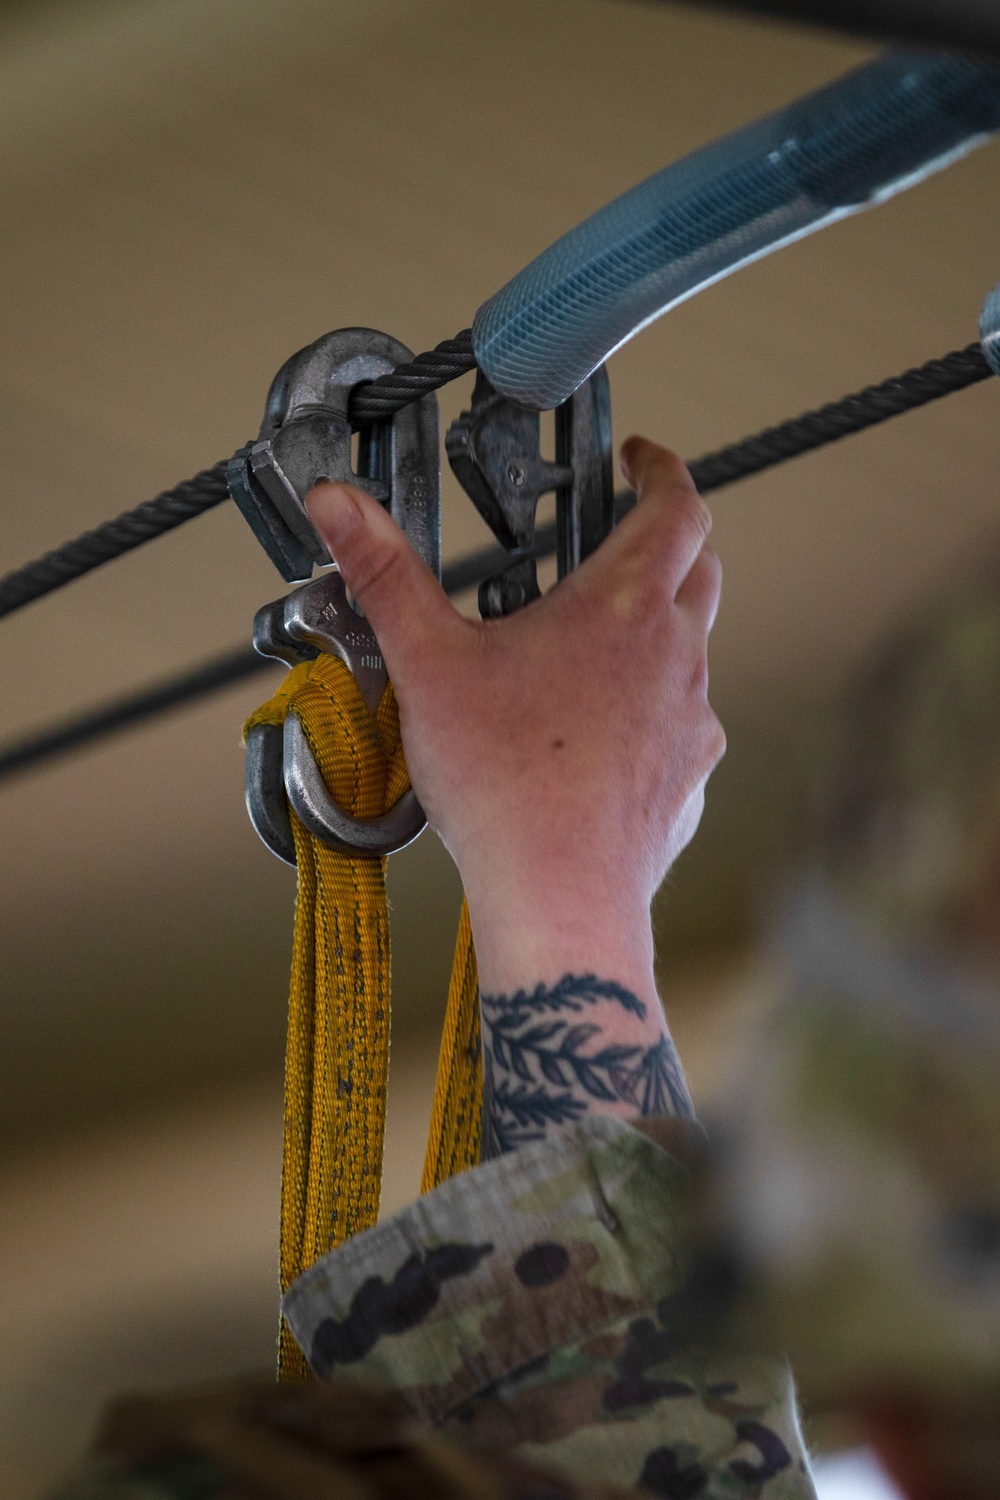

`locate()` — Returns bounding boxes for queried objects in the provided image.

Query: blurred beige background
[0,0,997,1493]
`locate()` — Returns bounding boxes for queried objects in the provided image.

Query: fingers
[305,481,458,680]
[617,436,712,599]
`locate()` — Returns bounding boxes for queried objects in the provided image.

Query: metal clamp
[238,328,439,863]
[445,366,613,618]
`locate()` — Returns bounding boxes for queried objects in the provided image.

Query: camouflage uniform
[695,550,1000,1460]
[816,550,1000,969]
[282,1115,812,1496]
[52,1116,814,1499]
[703,877,1000,1412]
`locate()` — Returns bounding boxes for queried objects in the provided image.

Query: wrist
[469,880,696,1156]
[461,861,659,1013]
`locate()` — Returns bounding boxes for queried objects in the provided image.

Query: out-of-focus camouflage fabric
[50,1118,815,1500]
[818,550,1000,970]
[696,549,1000,1430]
[282,1115,814,1498]
[50,1398,638,1500]
[52,1451,633,1500]
[50,1377,641,1500]
[701,879,1000,1416]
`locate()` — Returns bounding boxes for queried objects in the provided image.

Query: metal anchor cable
[0,460,234,621]
[0,334,473,621]
[348,330,475,421]
[687,343,995,494]
[0,333,996,792]
[0,338,991,625]
[5,53,1000,619]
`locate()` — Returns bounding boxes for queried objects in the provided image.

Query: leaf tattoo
[480,974,694,1157]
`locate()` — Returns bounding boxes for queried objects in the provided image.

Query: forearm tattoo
[480,974,694,1158]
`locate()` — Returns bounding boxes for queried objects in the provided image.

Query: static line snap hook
[228,326,441,584]
[240,327,439,863]
[446,365,614,619]
[246,572,427,864]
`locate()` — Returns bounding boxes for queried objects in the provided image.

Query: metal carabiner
[445,365,613,618]
[235,328,439,863]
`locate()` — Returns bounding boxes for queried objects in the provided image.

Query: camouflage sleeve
[703,878,1000,1414]
[283,1115,816,1498]
[50,1118,815,1500]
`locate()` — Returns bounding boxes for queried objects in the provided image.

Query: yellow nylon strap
[245,652,481,1381]
[420,896,482,1192]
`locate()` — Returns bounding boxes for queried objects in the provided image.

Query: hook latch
[445,366,613,618]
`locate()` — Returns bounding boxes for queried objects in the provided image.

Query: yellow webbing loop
[245,653,481,1382]
[420,895,482,1193]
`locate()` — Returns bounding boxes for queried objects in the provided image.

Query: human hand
[305,437,723,1013]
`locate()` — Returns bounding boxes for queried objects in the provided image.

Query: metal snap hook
[246,572,428,862]
[228,326,440,584]
[239,327,439,864]
[282,713,425,857]
[280,568,426,858]
[246,721,297,866]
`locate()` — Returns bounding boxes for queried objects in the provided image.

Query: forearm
[469,888,694,1160]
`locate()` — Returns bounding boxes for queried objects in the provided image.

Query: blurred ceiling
[1,0,999,1149]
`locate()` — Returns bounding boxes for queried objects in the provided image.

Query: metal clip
[228,326,440,584]
[239,328,438,863]
[445,367,613,617]
[246,572,427,865]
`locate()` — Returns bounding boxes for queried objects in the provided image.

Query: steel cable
[687,343,993,493]
[0,334,477,622]
[0,338,995,783]
[0,645,270,781]
[348,330,476,422]
[0,337,992,622]
[0,461,233,621]
[0,536,557,783]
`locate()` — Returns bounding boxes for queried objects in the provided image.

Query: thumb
[305,481,456,679]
